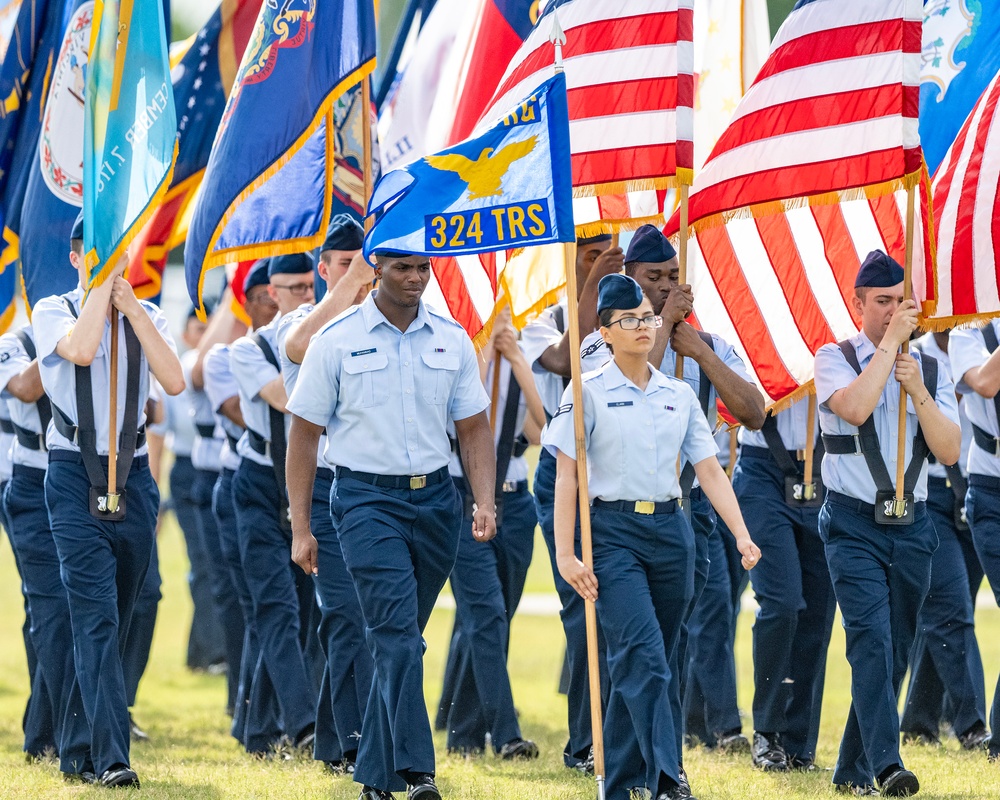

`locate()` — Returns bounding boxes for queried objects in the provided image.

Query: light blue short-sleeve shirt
[541,360,718,502]
[230,320,288,467]
[287,292,489,475]
[740,395,811,451]
[203,343,242,472]
[0,328,49,470]
[521,299,570,421]
[950,322,1000,478]
[32,287,175,456]
[815,331,960,503]
[913,332,972,480]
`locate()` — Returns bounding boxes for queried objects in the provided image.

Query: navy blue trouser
[438,478,535,752]
[45,454,158,775]
[232,458,314,743]
[734,449,835,761]
[333,473,461,793]
[313,467,372,763]
[902,477,985,740]
[193,466,244,714]
[967,476,1000,758]
[593,505,694,800]
[534,449,609,767]
[213,466,281,752]
[171,456,225,670]
[4,466,90,771]
[819,492,936,788]
[683,527,742,744]
[122,534,160,709]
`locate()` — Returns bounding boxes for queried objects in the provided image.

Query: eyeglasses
[271,282,313,297]
[606,315,663,331]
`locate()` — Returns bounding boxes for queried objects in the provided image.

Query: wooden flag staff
[802,390,817,496]
[551,13,605,800]
[107,308,120,509]
[893,183,917,514]
[675,183,690,381]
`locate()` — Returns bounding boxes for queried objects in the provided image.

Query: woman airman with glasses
[542,273,761,800]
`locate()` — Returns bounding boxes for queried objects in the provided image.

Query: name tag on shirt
[350,348,377,357]
[607,401,633,408]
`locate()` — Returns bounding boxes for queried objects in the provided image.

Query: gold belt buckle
[409,475,427,490]
[634,500,656,515]
[502,480,518,493]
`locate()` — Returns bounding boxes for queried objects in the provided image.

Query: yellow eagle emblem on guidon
[425,136,538,201]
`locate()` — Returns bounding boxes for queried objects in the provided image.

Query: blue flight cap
[70,210,84,242]
[625,224,677,264]
[855,250,905,288]
[267,251,315,277]
[577,233,612,247]
[243,260,270,295]
[597,273,644,314]
[322,214,364,253]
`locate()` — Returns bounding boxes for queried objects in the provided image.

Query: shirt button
[407,418,413,423]
[409,445,416,451]
[404,361,409,366]
[405,389,411,394]
[648,469,654,474]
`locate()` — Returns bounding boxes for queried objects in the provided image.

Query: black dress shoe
[572,747,594,774]
[835,784,879,796]
[715,730,750,754]
[958,723,990,751]
[99,765,140,788]
[293,723,316,751]
[325,757,356,775]
[359,788,395,800]
[751,732,789,772]
[499,738,539,760]
[878,768,919,797]
[900,730,939,747]
[129,713,150,743]
[655,782,695,800]
[407,774,442,800]
[63,770,97,784]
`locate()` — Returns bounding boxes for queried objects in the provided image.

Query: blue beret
[322,214,364,253]
[70,210,84,242]
[577,233,612,247]
[598,274,644,314]
[267,251,315,277]
[243,260,270,295]
[855,250,904,288]
[625,224,676,264]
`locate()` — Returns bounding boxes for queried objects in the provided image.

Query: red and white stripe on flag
[690,185,932,406]
[665,0,929,406]
[672,0,922,232]
[928,67,1000,325]
[477,0,694,235]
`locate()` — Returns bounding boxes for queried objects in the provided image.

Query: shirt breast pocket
[420,351,460,405]
[342,353,390,408]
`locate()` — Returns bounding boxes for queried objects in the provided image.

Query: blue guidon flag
[363,72,575,261]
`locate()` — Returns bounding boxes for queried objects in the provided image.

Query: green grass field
[1,514,999,799]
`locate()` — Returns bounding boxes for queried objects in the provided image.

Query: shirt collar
[600,358,667,393]
[852,329,877,363]
[361,290,434,334]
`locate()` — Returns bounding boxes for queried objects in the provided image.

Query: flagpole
[362,77,374,230]
[108,308,119,501]
[728,428,738,479]
[803,389,817,493]
[552,12,605,800]
[489,359,501,432]
[895,183,917,511]
[675,183,689,381]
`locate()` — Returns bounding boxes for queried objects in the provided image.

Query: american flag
[665,0,927,406]
[477,0,694,234]
[928,67,1000,325]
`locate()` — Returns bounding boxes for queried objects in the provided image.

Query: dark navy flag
[364,73,574,261]
[185,0,376,317]
[921,0,1000,174]
[20,0,90,308]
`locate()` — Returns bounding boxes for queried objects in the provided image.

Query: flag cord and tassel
[894,183,917,514]
[553,12,605,800]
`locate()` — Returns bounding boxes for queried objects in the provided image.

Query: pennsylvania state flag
[84,0,177,287]
[185,0,377,317]
[363,73,574,261]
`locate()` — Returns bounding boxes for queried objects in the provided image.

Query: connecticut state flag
[185,0,376,317]
[83,0,177,287]
[364,73,574,261]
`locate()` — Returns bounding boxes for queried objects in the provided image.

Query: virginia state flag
[364,73,574,260]
[921,0,1000,174]
[185,0,377,317]
[83,0,177,287]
